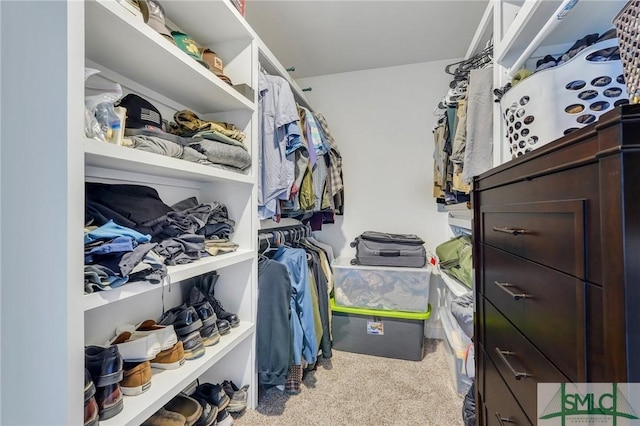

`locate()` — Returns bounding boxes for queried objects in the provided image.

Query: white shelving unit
[1,0,319,423]
[476,0,630,166]
[81,1,260,425]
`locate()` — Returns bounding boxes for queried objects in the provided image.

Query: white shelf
[84,250,255,311]
[255,38,313,110]
[84,138,254,185]
[496,0,627,69]
[100,321,255,426]
[161,0,254,46]
[85,0,254,114]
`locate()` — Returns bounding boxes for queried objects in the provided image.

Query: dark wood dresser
[472,104,640,425]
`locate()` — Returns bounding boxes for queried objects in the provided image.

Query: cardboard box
[331,299,431,361]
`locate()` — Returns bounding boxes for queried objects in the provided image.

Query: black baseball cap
[116,94,163,131]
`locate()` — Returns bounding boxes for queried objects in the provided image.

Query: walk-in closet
[2,1,639,425]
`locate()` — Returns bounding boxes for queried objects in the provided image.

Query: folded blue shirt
[85,219,152,244]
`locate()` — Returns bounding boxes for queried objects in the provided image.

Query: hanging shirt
[258,72,302,220]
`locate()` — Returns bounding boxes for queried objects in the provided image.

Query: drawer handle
[495,412,516,425]
[494,281,530,301]
[495,347,532,380]
[493,226,527,235]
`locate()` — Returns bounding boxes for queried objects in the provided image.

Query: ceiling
[245,0,491,79]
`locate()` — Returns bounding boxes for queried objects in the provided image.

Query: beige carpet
[234,339,466,426]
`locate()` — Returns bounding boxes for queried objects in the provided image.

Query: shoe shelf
[84,138,254,185]
[84,249,254,312]
[99,321,255,426]
[85,0,254,115]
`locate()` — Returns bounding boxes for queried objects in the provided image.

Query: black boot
[190,282,231,336]
[202,272,240,328]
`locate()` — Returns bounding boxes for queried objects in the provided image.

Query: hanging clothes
[256,257,292,387]
[258,71,303,220]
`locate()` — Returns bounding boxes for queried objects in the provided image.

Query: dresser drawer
[482,299,569,420]
[480,199,586,280]
[482,245,586,381]
[482,348,533,426]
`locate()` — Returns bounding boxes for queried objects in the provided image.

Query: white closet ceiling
[245,0,491,78]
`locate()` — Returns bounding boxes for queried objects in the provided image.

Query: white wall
[297,59,457,259]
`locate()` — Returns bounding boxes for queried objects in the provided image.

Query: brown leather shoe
[84,396,99,426]
[95,383,124,420]
[120,361,152,396]
[150,340,186,370]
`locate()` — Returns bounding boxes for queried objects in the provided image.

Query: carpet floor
[233,338,466,426]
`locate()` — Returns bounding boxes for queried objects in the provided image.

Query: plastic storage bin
[440,305,473,395]
[501,38,627,159]
[330,299,431,361]
[332,257,431,312]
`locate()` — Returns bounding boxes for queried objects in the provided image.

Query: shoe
[188,285,230,336]
[182,379,199,396]
[85,345,123,387]
[107,331,162,362]
[221,381,248,413]
[142,407,187,426]
[84,395,99,426]
[198,272,240,328]
[191,395,218,426]
[199,323,220,346]
[191,301,220,346]
[150,340,186,370]
[193,383,230,411]
[117,320,178,351]
[192,301,218,329]
[164,394,203,426]
[120,361,152,396]
[160,305,203,337]
[95,383,124,420]
[84,369,96,402]
[216,408,234,426]
[180,330,205,360]
[216,318,231,336]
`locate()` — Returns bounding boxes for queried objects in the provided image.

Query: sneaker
[85,345,123,387]
[150,341,186,370]
[107,331,162,362]
[180,330,205,360]
[191,395,218,426]
[164,394,203,426]
[193,382,230,411]
[95,383,124,420]
[192,301,220,346]
[216,408,234,426]
[182,379,199,396]
[160,305,203,337]
[120,361,152,396]
[221,381,248,413]
[116,320,178,351]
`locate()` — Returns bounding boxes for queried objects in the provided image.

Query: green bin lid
[330,298,431,320]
